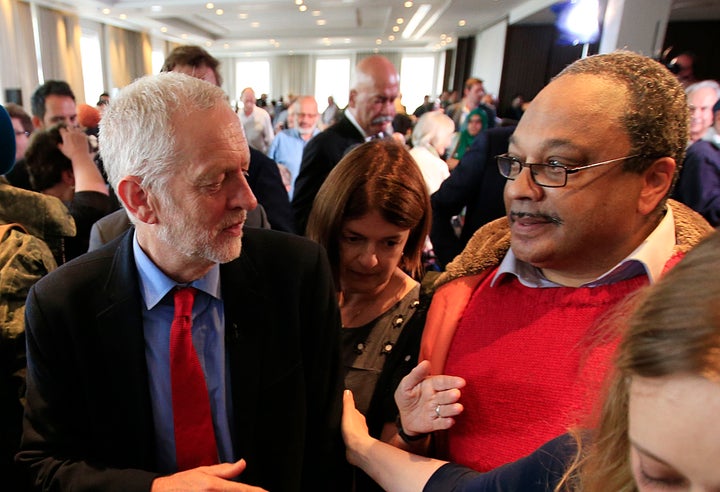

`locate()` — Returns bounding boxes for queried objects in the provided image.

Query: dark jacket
[292,115,364,234]
[18,228,344,491]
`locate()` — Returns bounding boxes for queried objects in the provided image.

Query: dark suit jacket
[292,116,364,234]
[87,205,270,252]
[430,125,514,268]
[248,147,296,233]
[18,228,344,491]
[672,139,720,227]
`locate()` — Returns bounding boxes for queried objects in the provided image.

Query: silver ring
[435,405,441,419]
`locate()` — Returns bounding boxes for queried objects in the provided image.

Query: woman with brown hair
[341,229,720,491]
[307,138,432,490]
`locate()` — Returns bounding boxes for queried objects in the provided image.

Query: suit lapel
[221,249,267,457]
[94,231,157,467]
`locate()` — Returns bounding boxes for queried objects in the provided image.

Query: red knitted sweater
[443,269,647,472]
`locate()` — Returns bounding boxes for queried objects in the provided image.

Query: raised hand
[395,360,466,436]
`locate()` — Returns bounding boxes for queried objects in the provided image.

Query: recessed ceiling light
[102,8,110,14]
[316,19,326,26]
[205,3,214,9]
[404,1,413,7]
[388,35,395,41]
[344,38,351,43]
[375,38,382,45]
[150,5,162,13]
[206,41,212,47]
[396,17,404,24]
[295,0,303,4]
[270,38,276,44]
[238,13,248,19]
[119,14,127,19]
[251,21,260,27]
[299,5,308,11]
[181,33,188,39]
[216,9,223,15]
[160,26,168,32]
[223,43,229,49]
[392,25,399,32]
[458,19,466,27]
[440,33,446,39]
[312,10,321,16]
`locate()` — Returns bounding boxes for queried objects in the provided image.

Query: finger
[428,374,466,392]
[343,389,356,413]
[398,360,432,393]
[431,387,464,406]
[207,459,248,479]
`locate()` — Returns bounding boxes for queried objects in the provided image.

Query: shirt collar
[344,109,369,139]
[492,206,676,288]
[132,231,221,309]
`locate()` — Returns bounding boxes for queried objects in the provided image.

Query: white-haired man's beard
[156,203,247,264]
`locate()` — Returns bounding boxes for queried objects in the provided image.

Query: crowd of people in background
[1,44,720,492]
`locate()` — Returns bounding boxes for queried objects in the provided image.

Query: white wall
[470,19,508,99]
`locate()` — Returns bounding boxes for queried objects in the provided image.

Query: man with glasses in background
[394,51,713,475]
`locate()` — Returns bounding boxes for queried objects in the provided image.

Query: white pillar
[600,0,672,56]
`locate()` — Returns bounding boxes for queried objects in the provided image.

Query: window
[315,57,350,109]
[79,29,104,105]
[236,59,271,99]
[400,55,436,114]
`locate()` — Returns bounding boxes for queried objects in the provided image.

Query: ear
[637,157,676,216]
[348,89,358,108]
[117,176,159,224]
[32,116,42,129]
[60,169,75,187]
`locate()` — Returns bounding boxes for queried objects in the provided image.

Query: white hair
[411,111,454,149]
[99,72,229,195]
[685,79,720,100]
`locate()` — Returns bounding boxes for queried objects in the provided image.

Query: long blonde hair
[558,230,720,492]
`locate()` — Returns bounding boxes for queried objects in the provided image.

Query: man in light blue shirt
[267,96,320,199]
[19,72,343,492]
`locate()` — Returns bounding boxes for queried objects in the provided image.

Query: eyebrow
[508,135,585,155]
[630,439,673,467]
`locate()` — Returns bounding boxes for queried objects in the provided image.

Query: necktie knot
[173,287,196,319]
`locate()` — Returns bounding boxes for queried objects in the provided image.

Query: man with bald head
[396,51,712,474]
[292,55,399,234]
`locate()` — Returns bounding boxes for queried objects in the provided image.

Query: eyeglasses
[495,153,642,188]
[15,131,30,137]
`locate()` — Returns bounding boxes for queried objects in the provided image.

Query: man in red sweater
[395,51,713,472]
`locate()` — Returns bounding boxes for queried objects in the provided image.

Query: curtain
[272,54,313,100]
[0,0,37,109]
[104,25,152,92]
[34,5,84,103]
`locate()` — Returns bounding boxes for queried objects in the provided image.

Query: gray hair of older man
[99,72,230,199]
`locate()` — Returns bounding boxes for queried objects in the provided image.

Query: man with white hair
[686,80,720,144]
[673,82,720,226]
[267,95,320,198]
[17,73,343,491]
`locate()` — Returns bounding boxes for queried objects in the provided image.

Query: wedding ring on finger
[435,404,442,419]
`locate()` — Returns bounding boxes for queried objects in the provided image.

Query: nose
[229,170,258,212]
[358,246,379,269]
[504,166,544,202]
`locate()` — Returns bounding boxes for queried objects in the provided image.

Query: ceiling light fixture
[401,4,431,39]
[102,8,110,14]
[216,9,223,15]
[404,1,413,7]
[150,5,162,13]
[316,19,326,25]
[160,26,168,32]
[458,19,466,26]
[205,3,213,9]
[392,25,399,32]
[413,0,450,39]
[299,5,308,11]
[119,13,127,19]
[238,13,248,19]
[312,10,321,16]
[251,21,260,27]
[396,17,404,24]
[295,0,303,5]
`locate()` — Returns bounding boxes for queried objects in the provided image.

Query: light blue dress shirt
[267,127,319,199]
[132,234,235,472]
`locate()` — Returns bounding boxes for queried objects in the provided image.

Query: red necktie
[170,287,218,470]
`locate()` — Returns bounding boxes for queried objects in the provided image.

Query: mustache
[510,211,563,225]
[371,115,393,125]
[221,210,247,228]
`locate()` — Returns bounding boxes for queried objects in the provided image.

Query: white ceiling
[29,0,720,57]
